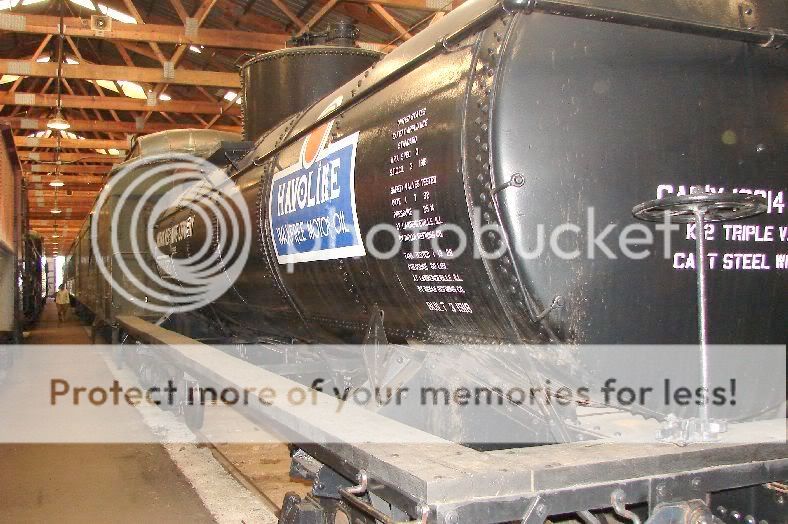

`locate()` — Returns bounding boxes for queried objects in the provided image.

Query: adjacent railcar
[0,125,22,343]
[0,126,45,342]
[65,130,242,335]
[20,232,46,327]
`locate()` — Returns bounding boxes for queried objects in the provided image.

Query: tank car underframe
[116,315,786,524]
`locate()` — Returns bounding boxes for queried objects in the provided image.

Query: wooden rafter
[64,36,126,125]
[0,92,240,116]
[370,3,413,40]
[271,0,307,30]
[1,116,240,134]
[428,11,446,26]
[124,0,232,128]
[19,151,122,162]
[15,137,129,149]
[0,59,241,87]
[1,13,293,51]
[0,35,52,112]
[349,0,448,10]
[24,163,111,174]
[297,0,341,36]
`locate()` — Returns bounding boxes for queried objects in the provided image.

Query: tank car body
[159,0,786,347]
[88,4,787,518]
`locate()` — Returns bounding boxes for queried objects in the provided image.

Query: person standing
[55,285,70,324]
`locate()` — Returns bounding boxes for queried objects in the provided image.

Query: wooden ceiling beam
[0,92,240,116]
[333,3,397,36]
[369,3,413,40]
[29,196,100,204]
[29,228,83,233]
[29,210,94,218]
[63,37,127,126]
[204,96,239,129]
[29,215,94,222]
[30,222,85,231]
[167,0,190,23]
[28,204,96,210]
[2,116,240,134]
[211,1,290,33]
[30,219,86,226]
[2,13,291,51]
[29,216,89,221]
[0,35,52,113]
[27,181,106,190]
[347,0,448,11]
[115,41,161,63]
[297,0,341,36]
[428,11,446,26]
[28,229,83,234]
[15,137,130,150]
[24,164,110,174]
[119,0,169,64]
[141,0,229,127]
[29,193,99,199]
[0,59,241,88]
[271,0,307,30]
[29,207,97,213]
[19,151,122,163]
[27,186,104,193]
[30,224,85,230]
[29,216,89,223]
[29,207,95,213]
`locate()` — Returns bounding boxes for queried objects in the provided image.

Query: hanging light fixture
[51,189,62,214]
[49,137,65,187]
[47,0,70,131]
[47,109,70,131]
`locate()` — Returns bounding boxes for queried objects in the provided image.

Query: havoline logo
[269,96,366,265]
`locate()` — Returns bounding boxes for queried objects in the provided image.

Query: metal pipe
[504,0,787,48]
[610,489,642,524]
[692,208,710,427]
[339,470,429,523]
[345,470,369,495]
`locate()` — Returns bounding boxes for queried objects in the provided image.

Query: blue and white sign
[269,131,365,264]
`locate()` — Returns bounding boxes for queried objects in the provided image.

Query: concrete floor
[0,303,217,523]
